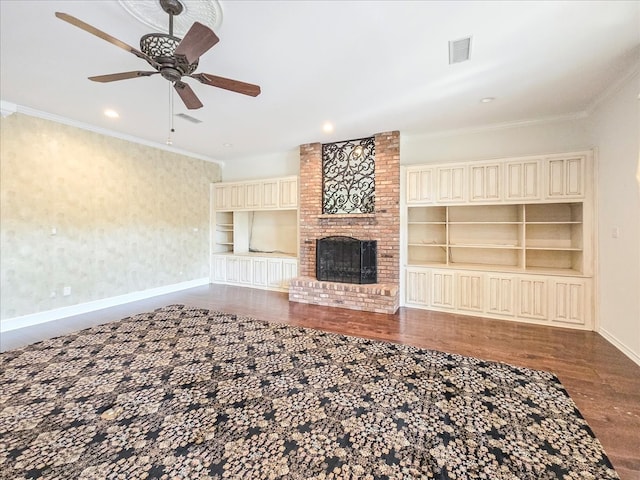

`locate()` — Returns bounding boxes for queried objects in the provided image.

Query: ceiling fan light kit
[55,0,260,111]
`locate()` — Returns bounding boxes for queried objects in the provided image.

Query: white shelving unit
[402,151,594,330]
[210,175,299,292]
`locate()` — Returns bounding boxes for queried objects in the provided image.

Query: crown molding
[0,101,225,167]
[584,60,640,116]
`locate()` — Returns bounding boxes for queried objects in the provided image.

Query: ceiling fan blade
[190,73,261,97]
[174,22,219,65]
[89,71,158,83]
[174,81,203,110]
[55,12,158,68]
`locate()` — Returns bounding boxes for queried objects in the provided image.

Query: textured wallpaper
[0,113,221,320]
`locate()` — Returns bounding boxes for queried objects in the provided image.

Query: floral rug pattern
[0,305,618,479]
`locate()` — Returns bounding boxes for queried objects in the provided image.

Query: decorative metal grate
[322,137,375,214]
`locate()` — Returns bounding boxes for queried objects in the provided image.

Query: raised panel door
[469,164,500,202]
[550,278,589,326]
[505,160,541,201]
[229,184,246,210]
[261,180,279,209]
[282,259,298,288]
[211,255,226,282]
[430,269,455,309]
[253,258,268,286]
[225,257,240,283]
[245,182,262,209]
[279,178,298,208]
[214,185,230,211]
[407,167,435,204]
[456,272,483,312]
[486,274,516,316]
[405,268,429,305]
[517,277,548,320]
[267,259,284,288]
[545,157,585,199]
[436,166,466,203]
[238,257,253,285]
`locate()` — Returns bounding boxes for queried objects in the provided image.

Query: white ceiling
[1,1,638,165]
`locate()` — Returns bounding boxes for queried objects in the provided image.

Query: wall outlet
[51,227,57,235]
[63,286,71,296]
[50,291,56,298]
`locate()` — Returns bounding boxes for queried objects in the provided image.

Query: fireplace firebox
[316,236,377,284]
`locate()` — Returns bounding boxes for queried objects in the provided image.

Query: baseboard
[599,327,640,367]
[0,278,210,333]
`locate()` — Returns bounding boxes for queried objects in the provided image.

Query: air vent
[449,36,472,64]
[175,113,203,124]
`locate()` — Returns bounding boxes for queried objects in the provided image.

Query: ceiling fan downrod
[159,0,184,36]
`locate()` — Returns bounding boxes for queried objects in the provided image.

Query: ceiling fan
[55,0,261,110]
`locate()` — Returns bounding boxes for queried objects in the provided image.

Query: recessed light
[480,97,495,103]
[223,143,233,148]
[104,109,119,118]
[323,122,334,133]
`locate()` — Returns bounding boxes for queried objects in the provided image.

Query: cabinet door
[267,259,284,288]
[282,259,298,288]
[406,167,435,204]
[549,278,589,326]
[456,271,483,312]
[504,160,541,201]
[214,185,230,211]
[225,257,240,283]
[517,277,548,320]
[469,164,500,202]
[436,166,466,203]
[545,156,585,199]
[245,182,262,209]
[405,268,429,306]
[229,184,246,210]
[253,258,268,286]
[211,255,226,282]
[261,180,279,209]
[486,275,516,317]
[279,177,298,208]
[430,269,455,309]
[238,257,253,285]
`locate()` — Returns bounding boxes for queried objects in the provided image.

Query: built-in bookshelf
[408,202,584,275]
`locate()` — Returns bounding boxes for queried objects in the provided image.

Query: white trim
[0,278,210,333]
[585,61,640,115]
[1,101,225,168]
[0,100,17,117]
[599,327,640,367]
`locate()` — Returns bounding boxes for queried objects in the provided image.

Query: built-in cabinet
[211,253,298,292]
[211,175,299,293]
[214,175,298,212]
[403,151,594,330]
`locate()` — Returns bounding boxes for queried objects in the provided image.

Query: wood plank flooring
[2,284,639,479]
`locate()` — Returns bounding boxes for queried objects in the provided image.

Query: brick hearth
[289,131,400,314]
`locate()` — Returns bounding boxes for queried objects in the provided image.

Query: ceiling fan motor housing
[140,33,198,81]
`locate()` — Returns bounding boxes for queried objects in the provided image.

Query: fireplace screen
[316,236,377,284]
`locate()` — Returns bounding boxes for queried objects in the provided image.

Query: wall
[586,69,640,363]
[0,113,221,321]
[222,149,299,181]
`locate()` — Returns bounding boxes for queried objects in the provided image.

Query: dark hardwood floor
[2,284,639,479]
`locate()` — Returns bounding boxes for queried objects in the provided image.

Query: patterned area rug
[0,305,618,479]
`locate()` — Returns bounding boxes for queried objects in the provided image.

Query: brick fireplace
[289,131,400,314]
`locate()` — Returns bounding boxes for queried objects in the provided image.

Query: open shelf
[214,212,234,253]
[407,202,585,274]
